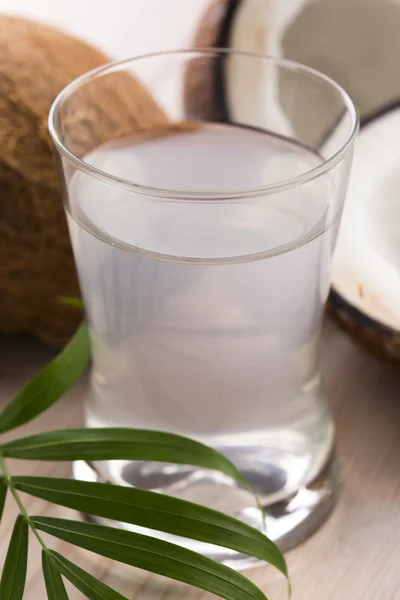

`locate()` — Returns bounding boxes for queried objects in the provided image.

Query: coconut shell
[0,15,167,345]
[184,0,238,121]
[328,289,400,365]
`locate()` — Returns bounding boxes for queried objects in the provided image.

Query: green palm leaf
[50,551,129,600]
[0,299,287,600]
[0,515,29,600]
[58,297,83,309]
[0,477,7,524]
[2,428,247,485]
[0,323,90,434]
[13,476,286,577]
[33,517,269,600]
[42,551,69,600]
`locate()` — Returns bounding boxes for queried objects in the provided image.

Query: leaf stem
[0,453,49,552]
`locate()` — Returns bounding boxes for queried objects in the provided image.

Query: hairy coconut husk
[0,15,167,346]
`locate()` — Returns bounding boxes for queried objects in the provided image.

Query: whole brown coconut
[0,15,167,345]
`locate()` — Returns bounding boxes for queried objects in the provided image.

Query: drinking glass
[49,49,358,567]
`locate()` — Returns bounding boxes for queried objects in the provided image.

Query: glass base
[73,450,338,569]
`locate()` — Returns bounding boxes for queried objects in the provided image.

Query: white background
[0,0,208,58]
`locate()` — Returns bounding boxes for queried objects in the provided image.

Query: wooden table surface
[1,318,399,600]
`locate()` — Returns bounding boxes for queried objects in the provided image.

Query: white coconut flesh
[225,0,311,134]
[332,107,400,333]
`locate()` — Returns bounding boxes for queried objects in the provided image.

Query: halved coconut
[185,0,310,133]
[330,104,400,363]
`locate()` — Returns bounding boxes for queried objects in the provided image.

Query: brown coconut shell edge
[328,288,400,365]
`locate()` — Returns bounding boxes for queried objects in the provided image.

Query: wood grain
[1,318,400,600]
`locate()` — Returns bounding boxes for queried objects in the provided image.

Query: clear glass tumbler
[49,49,358,566]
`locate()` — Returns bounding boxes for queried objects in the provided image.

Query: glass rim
[49,48,359,200]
